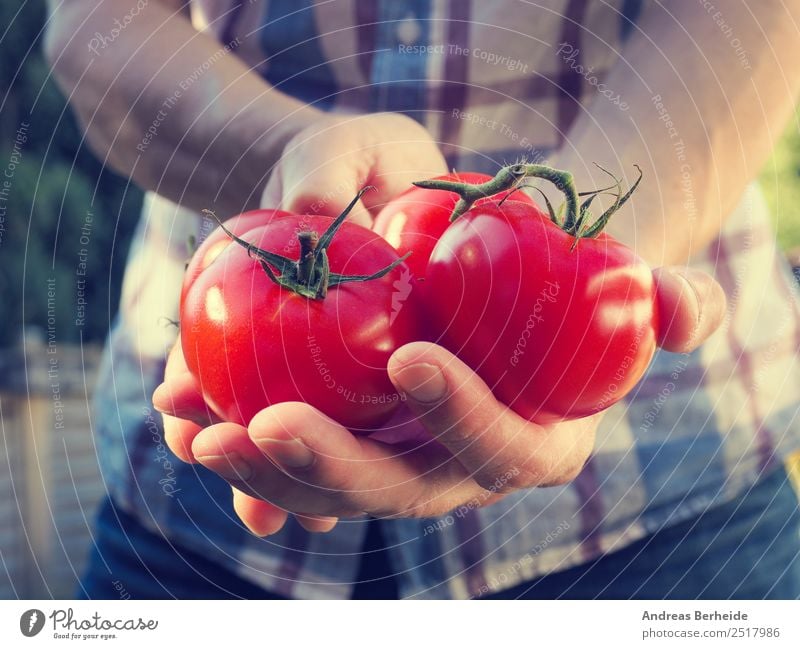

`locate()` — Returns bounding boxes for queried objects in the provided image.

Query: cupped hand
[260,112,447,227]
[155,112,726,535]
[154,264,725,535]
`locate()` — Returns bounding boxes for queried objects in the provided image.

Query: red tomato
[425,200,658,423]
[182,209,292,301]
[373,172,533,279]
[180,210,419,432]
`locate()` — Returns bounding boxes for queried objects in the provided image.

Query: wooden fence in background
[0,339,105,599]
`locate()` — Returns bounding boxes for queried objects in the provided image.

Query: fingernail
[258,438,315,469]
[152,383,169,412]
[195,452,253,481]
[673,269,703,323]
[393,362,447,403]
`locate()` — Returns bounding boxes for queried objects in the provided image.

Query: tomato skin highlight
[373,172,534,279]
[182,209,293,303]
[425,200,658,423]
[180,212,420,432]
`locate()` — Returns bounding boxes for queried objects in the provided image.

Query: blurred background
[1,0,799,598]
[1,0,140,598]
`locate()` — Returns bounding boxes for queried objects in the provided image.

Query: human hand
[260,112,448,226]
[154,264,725,535]
[156,111,725,535]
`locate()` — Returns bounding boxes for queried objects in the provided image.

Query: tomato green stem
[297,231,320,286]
[203,190,410,300]
[412,162,642,243]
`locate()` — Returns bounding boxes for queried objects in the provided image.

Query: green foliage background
[0,1,797,349]
[0,0,142,347]
[759,113,800,252]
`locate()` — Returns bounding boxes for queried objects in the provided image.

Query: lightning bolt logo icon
[20,609,45,637]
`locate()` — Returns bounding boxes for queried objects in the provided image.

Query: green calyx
[412,162,642,245]
[204,187,409,300]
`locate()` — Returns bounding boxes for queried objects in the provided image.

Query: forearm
[45,0,321,216]
[551,0,800,266]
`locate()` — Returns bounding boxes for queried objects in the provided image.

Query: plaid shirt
[94,0,800,598]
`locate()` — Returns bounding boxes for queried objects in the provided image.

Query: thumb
[260,147,374,227]
[357,142,448,216]
[652,267,726,353]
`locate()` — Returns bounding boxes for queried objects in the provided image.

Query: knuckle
[404,492,457,519]
[440,419,484,451]
[563,451,591,482]
[539,445,592,487]
[366,487,448,520]
[475,444,565,492]
[541,455,590,487]
[313,480,373,515]
[366,496,420,519]
[304,462,354,494]
[314,499,354,518]
[475,461,536,493]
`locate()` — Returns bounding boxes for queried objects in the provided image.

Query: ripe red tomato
[182,209,292,301]
[425,199,658,423]
[373,172,534,279]
[180,207,419,432]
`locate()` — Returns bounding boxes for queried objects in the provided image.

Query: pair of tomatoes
[180,169,658,432]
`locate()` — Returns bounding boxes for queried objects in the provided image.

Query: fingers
[190,344,596,529]
[260,128,374,226]
[233,488,336,536]
[653,267,726,353]
[194,423,324,533]
[259,114,448,225]
[294,513,339,533]
[153,373,220,427]
[387,342,597,491]
[191,404,475,519]
[232,488,289,537]
[162,414,202,464]
[154,342,220,427]
[191,418,358,517]
[196,423,339,534]
[246,403,471,517]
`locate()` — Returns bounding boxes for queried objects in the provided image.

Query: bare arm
[44,0,321,216]
[551,0,800,265]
